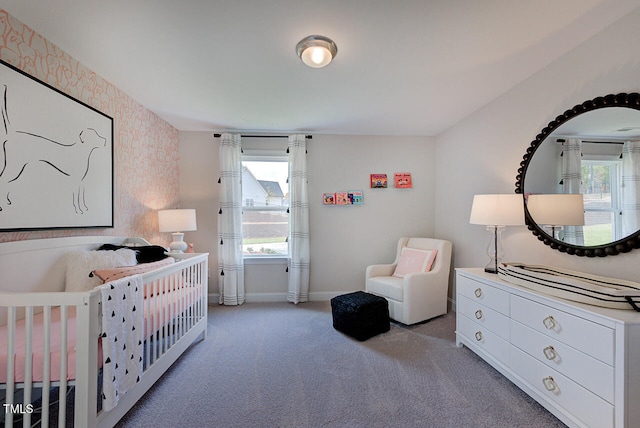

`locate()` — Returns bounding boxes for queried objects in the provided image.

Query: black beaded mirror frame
[516,92,640,257]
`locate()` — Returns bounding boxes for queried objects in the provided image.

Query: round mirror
[516,93,640,257]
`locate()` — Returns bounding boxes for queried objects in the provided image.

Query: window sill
[244,256,288,265]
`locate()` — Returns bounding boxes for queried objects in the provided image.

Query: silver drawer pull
[475,309,483,320]
[542,315,556,330]
[475,331,483,341]
[474,288,483,298]
[543,345,557,360]
[542,376,557,392]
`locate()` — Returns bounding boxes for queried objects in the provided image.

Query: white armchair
[365,237,452,325]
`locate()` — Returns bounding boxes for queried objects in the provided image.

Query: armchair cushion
[366,276,403,301]
[393,247,437,278]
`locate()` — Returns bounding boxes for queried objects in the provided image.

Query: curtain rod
[213,133,312,139]
[556,138,624,144]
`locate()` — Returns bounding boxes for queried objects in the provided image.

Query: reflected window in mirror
[581,159,622,246]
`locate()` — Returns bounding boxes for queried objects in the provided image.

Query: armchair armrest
[404,268,449,292]
[366,263,396,279]
[402,270,449,323]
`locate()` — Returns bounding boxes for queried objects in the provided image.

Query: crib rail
[138,256,208,370]
[1,254,208,428]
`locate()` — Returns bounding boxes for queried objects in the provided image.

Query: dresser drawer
[457,294,509,340]
[457,313,509,365]
[511,319,614,404]
[511,346,614,428]
[457,275,509,315]
[511,295,614,366]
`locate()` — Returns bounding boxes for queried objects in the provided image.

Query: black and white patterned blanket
[98,275,144,411]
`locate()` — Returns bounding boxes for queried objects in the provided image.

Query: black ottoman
[331,291,390,341]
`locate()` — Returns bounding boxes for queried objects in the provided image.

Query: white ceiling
[3,0,640,136]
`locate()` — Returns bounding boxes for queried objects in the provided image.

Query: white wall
[308,135,435,299]
[435,7,640,291]
[179,133,436,301]
[178,132,219,295]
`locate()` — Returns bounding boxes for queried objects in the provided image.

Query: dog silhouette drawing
[1,84,107,213]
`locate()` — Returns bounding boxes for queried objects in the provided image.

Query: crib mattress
[0,307,102,384]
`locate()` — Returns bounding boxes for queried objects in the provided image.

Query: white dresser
[455,268,640,428]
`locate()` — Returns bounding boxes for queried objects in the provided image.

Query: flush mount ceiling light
[296,35,338,68]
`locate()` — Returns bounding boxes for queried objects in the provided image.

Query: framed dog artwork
[0,59,113,231]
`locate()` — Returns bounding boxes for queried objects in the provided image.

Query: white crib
[0,236,208,427]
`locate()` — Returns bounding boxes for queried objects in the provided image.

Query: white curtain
[561,138,584,245]
[287,134,310,304]
[218,133,245,305]
[621,140,640,237]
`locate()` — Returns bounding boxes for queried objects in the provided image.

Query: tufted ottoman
[331,291,390,341]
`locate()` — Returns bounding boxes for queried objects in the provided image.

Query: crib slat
[58,305,68,427]
[5,307,16,427]
[192,265,198,323]
[144,285,151,369]
[175,273,183,340]
[183,268,189,333]
[23,307,33,428]
[152,280,158,364]
[161,276,167,354]
[190,265,196,328]
[42,306,52,427]
[169,273,176,347]
[173,271,179,344]
[179,270,185,341]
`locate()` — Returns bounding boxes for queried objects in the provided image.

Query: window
[241,157,288,257]
[581,159,622,245]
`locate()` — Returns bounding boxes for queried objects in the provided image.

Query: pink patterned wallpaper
[0,11,179,246]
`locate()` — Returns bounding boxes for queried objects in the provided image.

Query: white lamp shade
[469,194,525,226]
[158,209,197,232]
[527,194,585,226]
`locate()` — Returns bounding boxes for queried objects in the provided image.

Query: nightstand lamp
[470,194,525,274]
[158,209,197,253]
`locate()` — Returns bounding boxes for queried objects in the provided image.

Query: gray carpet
[116,302,566,428]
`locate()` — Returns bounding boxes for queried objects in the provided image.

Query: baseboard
[208,293,286,303]
[208,291,353,304]
[208,293,458,308]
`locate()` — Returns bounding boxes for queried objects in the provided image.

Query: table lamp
[158,209,197,253]
[470,194,525,273]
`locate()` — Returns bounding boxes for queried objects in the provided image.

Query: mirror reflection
[523,107,640,248]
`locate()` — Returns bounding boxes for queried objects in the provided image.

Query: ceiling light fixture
[296,35,338,68]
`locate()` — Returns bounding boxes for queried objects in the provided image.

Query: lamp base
[484,265,499,274]
[483,226,505,274]
[168,232,188,253]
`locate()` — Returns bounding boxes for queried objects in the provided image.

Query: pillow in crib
[65,249,138,292]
